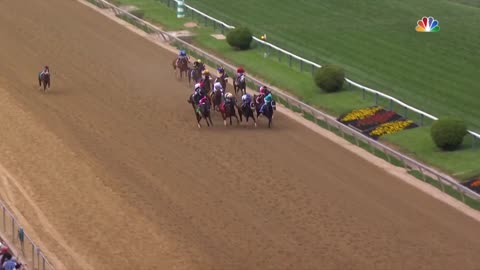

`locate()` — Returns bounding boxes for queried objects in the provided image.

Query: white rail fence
[88,0,480,206]
[0,200,54,270]
[159,0,480,147]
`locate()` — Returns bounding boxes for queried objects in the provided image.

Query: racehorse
[188,65,202,83]
[201,75,213,94]
[220,100,240,126]
[253,94,276,128]
[38,72,50,91]
[172,57,189,80]
[238,101,257,127]
[233,74,246,96]
[210,89,223,112]
[188,94,213,128]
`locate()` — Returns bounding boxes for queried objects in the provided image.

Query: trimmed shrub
[226,27,253,50]
[314,64,345,93]
[430,118,468,151]
[130,9,145,19]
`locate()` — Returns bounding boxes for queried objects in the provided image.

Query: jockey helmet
[202,70,210,75]
[225,92,233,99]
[197,59,202,63]
[237,67,244,73]
[214,82,222,90]
[194,83,201,90]
[259,86,267,94]
[217,67,224,73]
[179,50,186,56]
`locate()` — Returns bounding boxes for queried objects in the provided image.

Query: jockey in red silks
[236,67,245,79]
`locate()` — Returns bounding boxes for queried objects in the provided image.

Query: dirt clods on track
[1,1,480,269]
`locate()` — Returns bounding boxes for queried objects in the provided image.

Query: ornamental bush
[226,27,253,50]
[430,118,468,151]
[314,64,345,93]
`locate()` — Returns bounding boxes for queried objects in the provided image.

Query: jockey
[217,67,227,76]
[193,59,204,70]
[202,70,212,82]
[224,92,234,104]
[213,82,224,95]
[259,86,270,96]
[194,83,202,95]
[177,50,189,64]
[39,65,50,77]
[236,67,245,80]
[260,91,273,114]
[199,95,208,106]
[241,93,252,106]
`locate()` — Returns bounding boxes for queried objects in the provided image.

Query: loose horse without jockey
[173,50,190,80]
[234,67,246,95]
[38,65,51,91]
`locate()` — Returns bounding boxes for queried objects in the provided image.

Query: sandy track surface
[1,1,480,269]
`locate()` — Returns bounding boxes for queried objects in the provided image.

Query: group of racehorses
[173,57,275,128]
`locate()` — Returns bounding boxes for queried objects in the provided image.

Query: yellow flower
[369,120,413,136]
[340,106,382,122]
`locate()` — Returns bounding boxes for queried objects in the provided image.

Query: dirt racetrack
[1,1,480,269]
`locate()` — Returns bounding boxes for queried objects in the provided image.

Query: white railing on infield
[87,0,480,205]
[160,0,480,142]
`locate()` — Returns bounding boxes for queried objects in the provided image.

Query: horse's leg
[238,108,243,122]
[204,115,210,127]
[222,113,227,126]
[208,114,213,126]
[196,113,202,128]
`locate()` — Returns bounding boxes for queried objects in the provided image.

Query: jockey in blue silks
[241,93,252,106]
[177,50,189,65]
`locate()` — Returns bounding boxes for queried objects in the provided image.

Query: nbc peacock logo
[416,16,440,32]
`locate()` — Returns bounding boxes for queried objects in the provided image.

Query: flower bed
[338,106,383,124]
[356,110,402,131]
[368,119,418,139]
[338,106,418,139]
[463,178,480,194]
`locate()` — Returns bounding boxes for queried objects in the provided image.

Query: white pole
[177,0,185,18]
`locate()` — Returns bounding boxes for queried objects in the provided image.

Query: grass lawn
[185,0,480,131]
[107,0,480,182]
[384,127,480,180]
